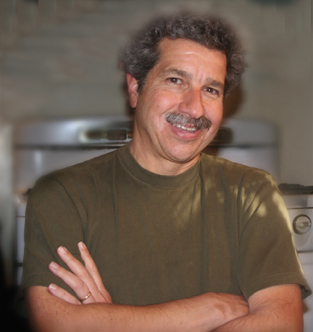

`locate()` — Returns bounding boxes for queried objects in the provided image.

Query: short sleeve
[237,171,311,300]
[21,174,85,296]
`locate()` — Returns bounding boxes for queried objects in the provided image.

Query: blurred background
[0,0,312,328]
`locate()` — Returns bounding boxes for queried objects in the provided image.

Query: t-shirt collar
[118,144,200,189]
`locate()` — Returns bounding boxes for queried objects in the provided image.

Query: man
[22,13,310,331]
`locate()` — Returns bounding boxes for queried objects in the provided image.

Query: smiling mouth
[166,112,211,132]
[172,123,197,132]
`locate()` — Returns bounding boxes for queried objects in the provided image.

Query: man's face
[128,38,227,175]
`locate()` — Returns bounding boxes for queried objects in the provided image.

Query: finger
[56,246,99,293]
[78,242,112,303]
[48,283,81,305]
[49,261,95,303]
[55,246,108,304]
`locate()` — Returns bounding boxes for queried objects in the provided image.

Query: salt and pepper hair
[120,12,245,96]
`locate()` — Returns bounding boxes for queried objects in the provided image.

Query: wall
[0,0,312,283]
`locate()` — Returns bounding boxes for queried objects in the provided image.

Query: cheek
[150,90,180,112]
[215,108,223,124]
[205,103,223,124]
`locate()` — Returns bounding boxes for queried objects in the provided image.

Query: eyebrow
[162,67,225,91]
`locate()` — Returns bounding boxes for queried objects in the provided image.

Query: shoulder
[55,148,119,178]
[200,153,275,185]
[42,147,120,182]
[199,154,281,207]
[29,147,123,202]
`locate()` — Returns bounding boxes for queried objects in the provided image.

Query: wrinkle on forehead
[159,38,226,62]
[157,38,226,87]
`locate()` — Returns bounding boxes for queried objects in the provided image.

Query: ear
[127,73,139,108]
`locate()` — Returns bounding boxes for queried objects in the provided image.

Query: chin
[166,149,200,164]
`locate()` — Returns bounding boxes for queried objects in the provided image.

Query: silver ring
[81,292,91,302]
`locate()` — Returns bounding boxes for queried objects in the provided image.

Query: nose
[179,89,205,118]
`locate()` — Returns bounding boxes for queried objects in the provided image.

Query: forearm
[213,284,303,332]
[26,287,247,332]
[213,311,302,332]
[31,301,200,332]
[63,297,213,332]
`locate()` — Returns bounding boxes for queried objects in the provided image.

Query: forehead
[157,37,226,65]
[151,38,227,83]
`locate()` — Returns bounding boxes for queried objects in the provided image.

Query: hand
[208,292,249,324]
[48,242,112,305]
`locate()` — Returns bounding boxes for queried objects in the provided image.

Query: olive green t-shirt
[21,144,311,304]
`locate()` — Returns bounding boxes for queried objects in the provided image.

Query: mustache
[165,112,211,130]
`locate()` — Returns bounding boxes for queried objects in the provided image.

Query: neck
[129,140,200,176]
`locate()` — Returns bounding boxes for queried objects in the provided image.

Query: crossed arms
[25,242,303,332]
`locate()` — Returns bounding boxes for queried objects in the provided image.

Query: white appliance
[279,184,313,332]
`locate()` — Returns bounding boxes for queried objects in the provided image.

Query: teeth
[173,123,196,132]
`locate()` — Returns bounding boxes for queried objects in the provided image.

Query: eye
[167,77,182,84]
[203,87,220,96]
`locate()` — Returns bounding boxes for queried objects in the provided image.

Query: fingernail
[50,261,59,269]
[58,246,68,254]
[49,283,57,290]
[78,241,86,249]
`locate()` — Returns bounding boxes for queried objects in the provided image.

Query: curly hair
[120,12,245,96]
